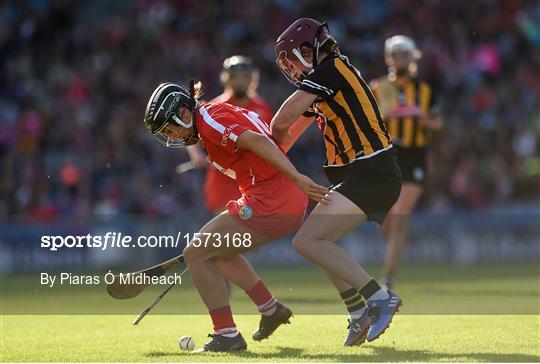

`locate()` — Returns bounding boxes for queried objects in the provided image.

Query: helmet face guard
[221,55,256,98]
[222,55,254,73]
[153,115,199,148]
[276,51,306,87]
[275,18,333,86]
[144,83,199,148]
[384,35,421,75]
[384,35,419,58]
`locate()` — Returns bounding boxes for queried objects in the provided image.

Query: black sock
[359,279,383,300]
[339,287,366,313]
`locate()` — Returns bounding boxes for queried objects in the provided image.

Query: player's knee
[292,234,311,256]
[390,215,409,232]
[183,244,203,265]
[182,244,193,263]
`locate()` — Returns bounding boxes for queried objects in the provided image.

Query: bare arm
[280,115,315,153]
[236,130,328,203]
[186,142,208,169]
[270,90,318,144]
[419,113,444,131]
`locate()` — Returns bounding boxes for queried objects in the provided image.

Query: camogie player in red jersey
[143,81,327,352]
[211,56,273,131]
[187,55,273,214]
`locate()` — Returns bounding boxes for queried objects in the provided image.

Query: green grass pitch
[1,263,539,362]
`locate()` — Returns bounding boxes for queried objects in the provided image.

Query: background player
[370,36,443,290]
[144,82,327,352]
[187,55,273,214]
[271,18,402,347]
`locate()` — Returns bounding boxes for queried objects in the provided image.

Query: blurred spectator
[0,0,538,218]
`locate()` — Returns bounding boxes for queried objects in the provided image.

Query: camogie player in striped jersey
[271,18,403,347]
[370,36,443,290]
[143,81,327,352]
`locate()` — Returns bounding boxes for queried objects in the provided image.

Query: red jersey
[202,94,273,212]
[211,93,273,124]
[196,103,281,192]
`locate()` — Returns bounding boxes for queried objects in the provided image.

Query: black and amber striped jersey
[370,76,438,149]
[299,53,392,167]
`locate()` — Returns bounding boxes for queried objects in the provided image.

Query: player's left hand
[293,174,330,204]
[418,113,430,126]
[418,113,443,130]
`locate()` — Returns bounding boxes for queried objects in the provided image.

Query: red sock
[246,280,277,315]
[209,306,237,335]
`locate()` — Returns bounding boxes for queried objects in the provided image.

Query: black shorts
[395,146,427,184]
[324,148,402,225]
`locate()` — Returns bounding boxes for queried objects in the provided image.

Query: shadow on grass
[278,297,337,304]
[145,345,540,362]
[419,288,540,298]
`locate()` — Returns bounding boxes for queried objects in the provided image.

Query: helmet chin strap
[292,48,313,69]
[171,114,192,128]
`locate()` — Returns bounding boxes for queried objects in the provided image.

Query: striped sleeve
[299,59,338,99]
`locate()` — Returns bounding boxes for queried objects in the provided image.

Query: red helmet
[275,18,333,86]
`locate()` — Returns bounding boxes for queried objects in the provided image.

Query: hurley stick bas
[132,265,189,325]
[107,254,185,300]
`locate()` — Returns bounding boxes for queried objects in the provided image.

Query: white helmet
[384,35,421,60]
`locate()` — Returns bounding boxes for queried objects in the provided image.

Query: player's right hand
[192,154,208,169]
[293,174,330,204]
[386,105,421,118]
